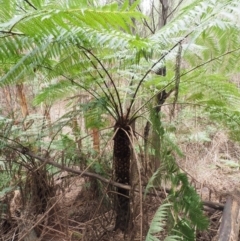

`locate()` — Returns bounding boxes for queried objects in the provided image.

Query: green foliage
[147,171,209,240]
[82,97,110,129]
[170,173,209,227]
[0,172,11,192]
[146,203,181,241]
[33,80,79,105]
[145,109,208,240]
[0,0,148,89]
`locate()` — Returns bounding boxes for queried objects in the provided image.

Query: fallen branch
[203,200,224,211]
[12,146,130,190]
[12,146,225,211]
[217,196,240,241]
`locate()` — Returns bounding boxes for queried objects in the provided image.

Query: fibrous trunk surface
[113,123,131,231]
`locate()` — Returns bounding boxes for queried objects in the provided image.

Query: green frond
[0,0,149,87]
[145,111,209,238]
[146,202,182,241]
[144,169,160,195]
[0,40,51,86]
[169,173,209,231]
[149,0,240,57]
[82,97,110,129]
[33,80,78,105]
[206,106,240,142]
[146,203,181,241]
[144,107,181,196]
[1,3,143,36]
[182,73,240,109]
[184,25,240,74]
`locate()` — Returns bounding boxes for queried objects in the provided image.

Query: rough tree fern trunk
[113,117,131,231]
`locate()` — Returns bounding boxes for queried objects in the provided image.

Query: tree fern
[1,0,240,238]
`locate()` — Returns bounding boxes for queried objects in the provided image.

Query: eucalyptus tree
[1,0,240,240]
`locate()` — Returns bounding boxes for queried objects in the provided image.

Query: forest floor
[178,131,240,240]
[88,130,240,240]
[2,130,240,241]
[38,132,240,240]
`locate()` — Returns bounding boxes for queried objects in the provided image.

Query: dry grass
[177,128,240,201]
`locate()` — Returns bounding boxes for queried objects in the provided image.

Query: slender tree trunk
[152,90,169,170]
[16,83,29,118]
[3,86,15,119]
[159,0,169,28]
[144,90,170,172]
[151,0,169,171]
[72,105,82,150]
[113,118,131,231]
[129,0,136,34]
[43,104,53,137]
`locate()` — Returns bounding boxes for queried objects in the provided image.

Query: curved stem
[78,45,124,118]
[126,31,193,120]
[24,0,37,10]
[131,44,240,118]
[80,50,120,118]
[39,64,117,120]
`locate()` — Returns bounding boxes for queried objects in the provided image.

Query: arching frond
[0,0,148,89]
